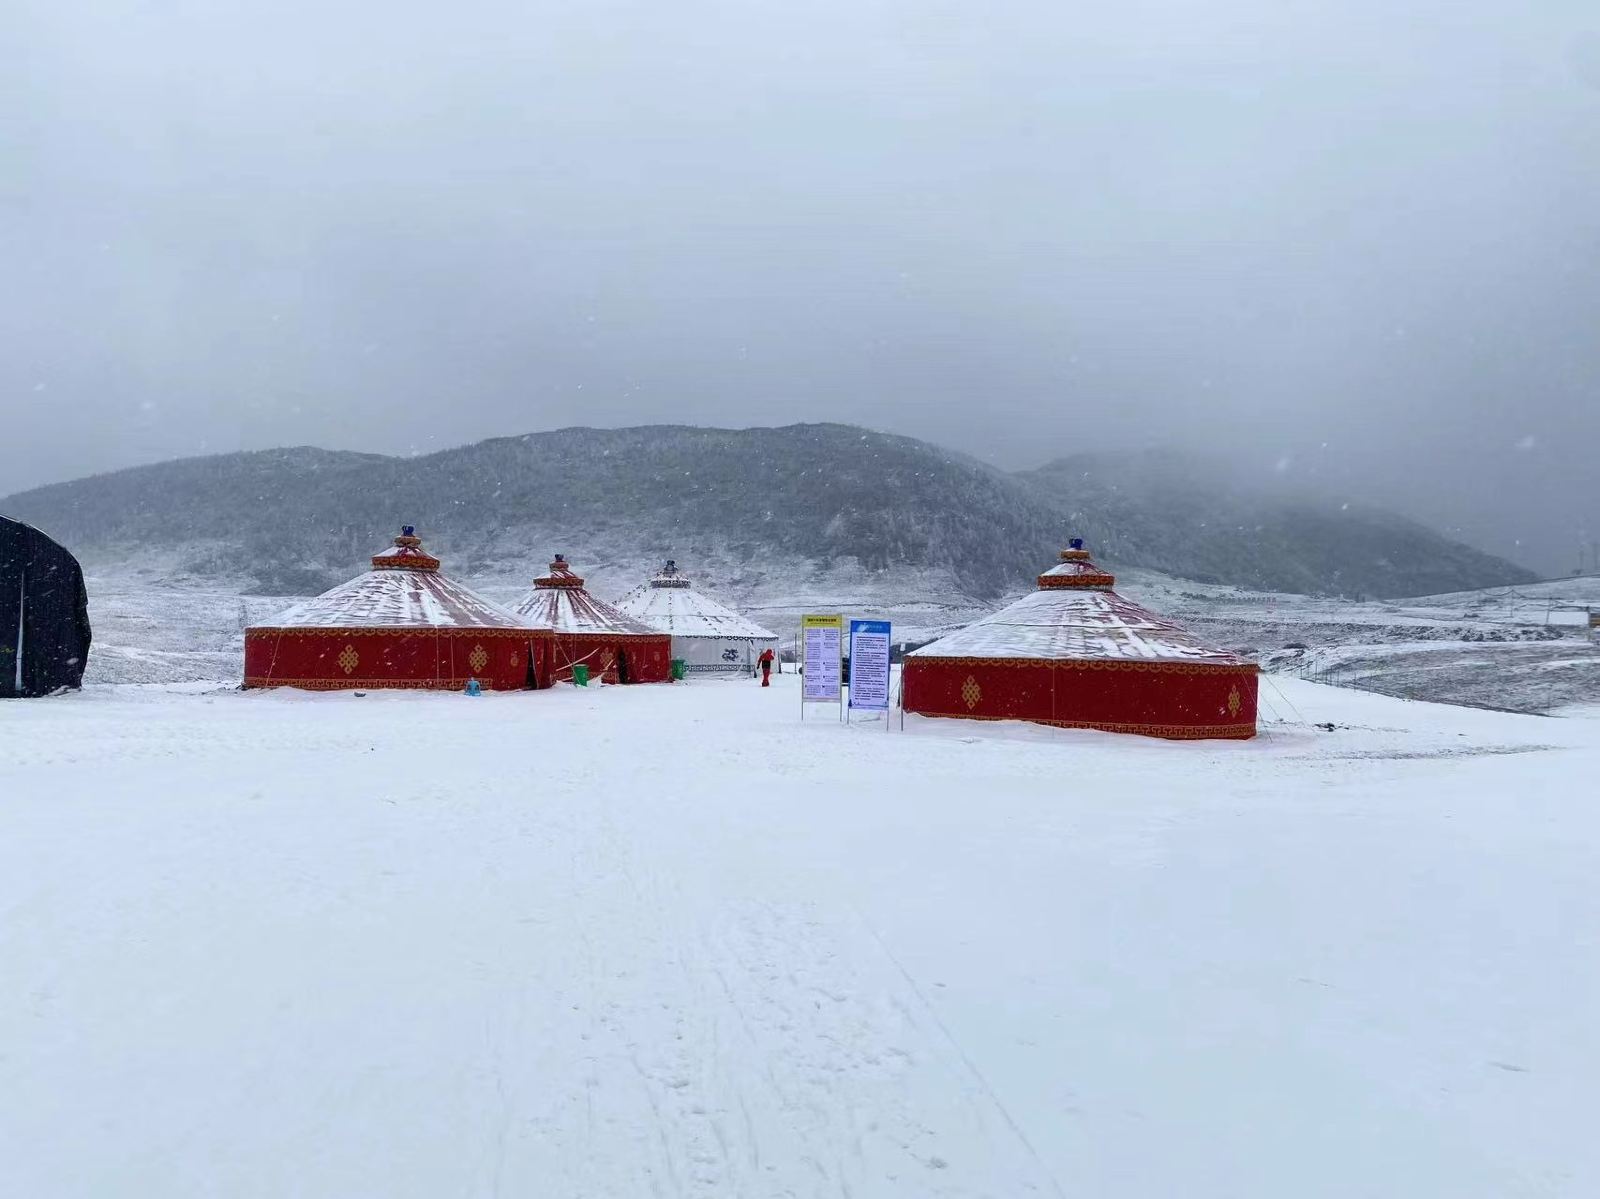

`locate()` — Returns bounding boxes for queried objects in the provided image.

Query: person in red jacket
[757,647,775,686]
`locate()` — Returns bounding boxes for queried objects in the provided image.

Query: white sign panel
[801,615,842,703]
[848,619,891,711]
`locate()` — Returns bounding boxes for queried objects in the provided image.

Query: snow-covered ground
[3,674,1597,1197]
[1114,568,1600,714]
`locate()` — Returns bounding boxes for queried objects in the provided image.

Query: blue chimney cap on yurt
[401,525,416,537]
[1069,537,1084,550]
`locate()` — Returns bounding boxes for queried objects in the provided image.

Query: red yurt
[244,527,553,691]
[513,555,673,684]
[902,539,1259,739]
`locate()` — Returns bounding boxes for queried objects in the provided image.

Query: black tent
[0,516,92,697]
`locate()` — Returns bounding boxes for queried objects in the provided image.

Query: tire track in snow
[856,909,1068,1199]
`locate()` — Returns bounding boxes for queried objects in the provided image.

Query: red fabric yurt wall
[901,657,1259,739]
[547,632,672,685]
[514,555,674,684]
[244,627,553,691]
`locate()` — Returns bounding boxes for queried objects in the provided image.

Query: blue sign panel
[848,619,892,711]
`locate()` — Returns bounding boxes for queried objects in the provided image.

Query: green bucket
[572,663,590,687]
[670,659,686,681]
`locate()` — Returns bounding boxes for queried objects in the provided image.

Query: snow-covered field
[1127,570,1600,714]
[4,674,1597,1197]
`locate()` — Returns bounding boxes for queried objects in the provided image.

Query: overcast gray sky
[4,1,1598,572]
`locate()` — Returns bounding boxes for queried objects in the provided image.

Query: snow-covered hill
[1021,448,1538,598]
[1,424,1534,601]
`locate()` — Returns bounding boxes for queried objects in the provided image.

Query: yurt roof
[614,560,777,641]
[909,540,1254,667]
[254,528,533,631]
[513,555,664,636]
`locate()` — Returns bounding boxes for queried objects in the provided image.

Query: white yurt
[614,559,779,676]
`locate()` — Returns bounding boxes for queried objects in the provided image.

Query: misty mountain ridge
[0,424,1533,602]
[1019,448,1535,599]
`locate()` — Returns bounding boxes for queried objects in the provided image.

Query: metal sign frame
[847,619,891,725]
[799,614,844,721]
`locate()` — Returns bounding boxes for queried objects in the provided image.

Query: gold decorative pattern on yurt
[961,675,982,710]
[468,644,489,673]
[337,644,360,675]
[1227,686,1242,717]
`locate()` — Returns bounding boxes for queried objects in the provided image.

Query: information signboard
[848,619,891,711]
[801,615,843,704]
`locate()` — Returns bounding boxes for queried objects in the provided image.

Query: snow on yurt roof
[614,560,778,641]
[909,539,1254,667]
[514,555,664,637]
[255,527,533,630]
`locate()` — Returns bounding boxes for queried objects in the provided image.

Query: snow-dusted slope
[1134,573,1600,713]
[1020,448,1536,596]
[0,425,1535,601]
[3,678,1596,1197]
[1404,574,1600,613]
